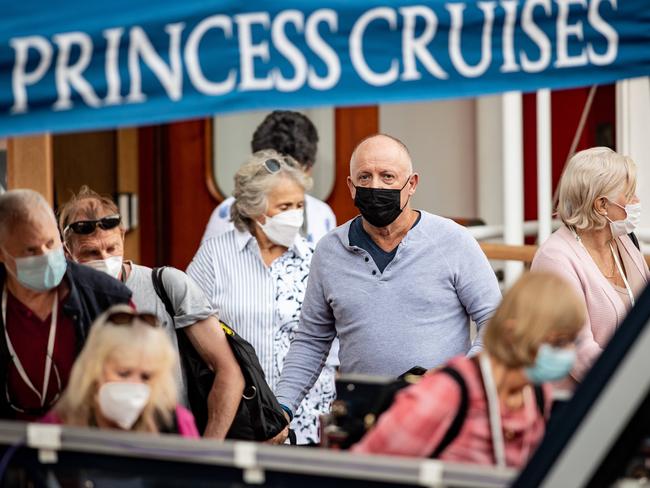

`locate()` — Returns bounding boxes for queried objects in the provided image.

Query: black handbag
[151,267,288,440]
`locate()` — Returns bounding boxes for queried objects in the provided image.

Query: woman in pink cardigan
[532,147,649,386]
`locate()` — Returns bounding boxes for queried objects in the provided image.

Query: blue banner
[0,0,648,136]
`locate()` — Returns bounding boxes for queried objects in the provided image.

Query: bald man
[0,189,131,420]
[275,134,501,421]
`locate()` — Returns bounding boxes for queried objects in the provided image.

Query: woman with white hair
[188,150,335,445]
[42,304,199,437]
[532,147,649,386]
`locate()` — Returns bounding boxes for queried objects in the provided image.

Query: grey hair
[0,189,55,245]
[231,149,313,232]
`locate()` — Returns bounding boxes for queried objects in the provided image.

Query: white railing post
[616,77,650,243]
[537,89,553,244]
[502,92,524,288]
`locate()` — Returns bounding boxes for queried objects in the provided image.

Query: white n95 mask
[84,256,123,279]
[98,382,151,430]
[257,209,304,248]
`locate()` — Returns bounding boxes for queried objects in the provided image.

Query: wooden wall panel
[330,106,379,224]
[7,135,54,205]
[52,131,116,209]
[137,126,159,268]
[117,128,141,263]
[163,120,216,270]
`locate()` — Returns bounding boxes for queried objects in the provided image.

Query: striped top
[187,228,336,444]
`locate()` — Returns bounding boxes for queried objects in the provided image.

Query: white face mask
[607,201,641,237]
[84,256,123,279]
[98,382,151,430]
[257,209,304,248]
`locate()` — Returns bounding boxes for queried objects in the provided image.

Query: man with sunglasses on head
[59,186,244,439]
[274,134,502,432]
[0,189,132,421]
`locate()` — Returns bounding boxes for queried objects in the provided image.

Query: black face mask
[353,176,411,228]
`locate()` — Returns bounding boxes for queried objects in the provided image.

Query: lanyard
[571,228,635,307]
[478,353,508,469]
[479,354,534,469]
[609,242,635,307]
[2,287,58,407]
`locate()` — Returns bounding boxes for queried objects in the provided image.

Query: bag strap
[429,366,470,458]
[151,267,175,323]
[534,384,545,417]
[429,363,546,458]
[629,232,641,252]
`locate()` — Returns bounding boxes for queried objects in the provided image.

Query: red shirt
[5,290,77,421]
[352,356,551,468]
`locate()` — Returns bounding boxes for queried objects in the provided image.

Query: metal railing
[0,421,514,488]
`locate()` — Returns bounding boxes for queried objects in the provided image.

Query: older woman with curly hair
[188,149,336,445]
[532,147,649,386]
[43,305,198,437]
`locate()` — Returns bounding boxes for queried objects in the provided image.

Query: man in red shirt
[0,189,132,420]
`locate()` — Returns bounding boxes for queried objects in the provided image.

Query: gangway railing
[0,421,514,488]
[479,242,650,267]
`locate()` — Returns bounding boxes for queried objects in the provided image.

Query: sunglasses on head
[64,214,121,235]
[262,157,297,174]
[106,309,159,328]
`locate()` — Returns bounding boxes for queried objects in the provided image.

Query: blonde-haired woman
[532,147,649,385]
[353,272,585,468]
[42,305,198,437]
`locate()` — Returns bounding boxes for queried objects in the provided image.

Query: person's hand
[265,411,291,445]
[267,426,289,445]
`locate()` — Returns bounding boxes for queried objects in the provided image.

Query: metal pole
[537,89,552,244]
[502,91,524,288]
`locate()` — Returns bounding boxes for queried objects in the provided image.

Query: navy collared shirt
[348,213,422,273]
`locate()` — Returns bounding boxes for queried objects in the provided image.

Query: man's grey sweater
[276,211,502,412]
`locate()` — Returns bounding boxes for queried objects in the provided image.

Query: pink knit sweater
[531,225,649,383]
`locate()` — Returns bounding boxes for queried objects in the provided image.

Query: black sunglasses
[64,214,122,235]
[107,310,159,328]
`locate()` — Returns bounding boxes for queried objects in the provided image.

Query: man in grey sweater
[275,133,501,423]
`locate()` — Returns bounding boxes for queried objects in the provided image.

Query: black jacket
[0,260,132,418]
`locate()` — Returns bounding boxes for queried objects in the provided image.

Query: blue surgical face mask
[3,246,67,292]
[525,343,576,384]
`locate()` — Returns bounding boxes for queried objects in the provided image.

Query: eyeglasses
[64,214,122,235]
[5,355,62,416]
[106,309,159,328]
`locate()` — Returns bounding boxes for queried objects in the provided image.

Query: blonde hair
[54,305,178,432]
[558,147,637,231]
[230,149,312,232]
[484,272,586,368]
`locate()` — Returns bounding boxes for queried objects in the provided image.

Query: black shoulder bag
[151,267,288,441]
